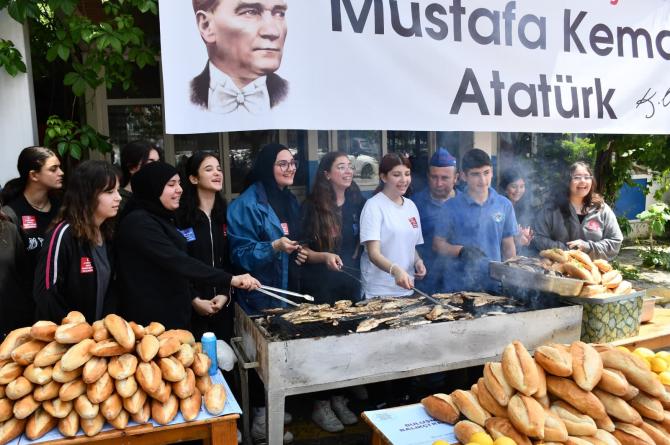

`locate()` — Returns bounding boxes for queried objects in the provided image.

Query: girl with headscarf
[115,162,259,329]
[227,143,307,315]
[33,161,120,323]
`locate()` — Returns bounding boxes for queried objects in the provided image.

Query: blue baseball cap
[430,147,457,168]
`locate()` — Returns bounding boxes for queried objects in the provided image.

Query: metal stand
[231,336,259,445]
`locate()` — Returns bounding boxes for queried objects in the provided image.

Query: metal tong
[256,288,300,307]
[412,287,461,311]
[260,285,314,302]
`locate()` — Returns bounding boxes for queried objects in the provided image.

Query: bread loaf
[160,357,186,383]
[180,387,202,421]
[543,409,569,442]
[540,249,569,263]
[123,387,147,414]
[158,337,180,358]
[103,314,135,350]
[594,259,613,273]
[59,378,86,402]
[600,349,665,398]
[136,361,162,394]
[101,393,122,421]
[25,407,57,440]
[145,321,165,337]
[0,384,4,398]
[30,321,58,342]
[62,311,86,324]
[83,357,107,384]
[421,393,460,424]
[196,374,212,394]
[0,399,13,422]
[639,421,670,445]
[60,338,94,372]
[630,393,664,421]
[0,417,26,445]
[507,394,545,438]
[33,380,61,402]
[115,375,138,399]
[108,408,129,430]
[173,368,196,400]
[13,394,39,419]
[571,341,603,391]
[0,362,23,385]
[502,341,539,396]
[550,401,598,436]
[581,285,608,297]
[129,322,145,340]
[55,322,93,344]
[108,353,138,380]
[483,362,515,406]
[595,414,617,432]
[622,384,640,401]
[130,401,151,424]
[546,375,608,420]
[485,417,533,445]
[23,363,52,385]
[192,353,211,377]
[593,389,642,425]
[602,271,623,289]
[149,379,172,404]
[205,384,226,416]
[0,327,32,360]
[90,339,129,357]
[597,368,630,397]
[6,376,34,400]
[92,320,110,342]
[594,428,623,445]
[614,281,633,295]
[535,362,548,399]
[87,372,114,404]
[451,389,490,426]
[137,335,159,362]
[455,420,485,444]
[43,398,73,419]
[175,344,195,368]
[476,378,508,418]
[159,329,196,346]
[11,340,46,366]
[58,409,79,437]
[613,422,655,445]
[34,341,68,367]
[80,413,104,437]
[151,394,178,425]
[74,394,99,419]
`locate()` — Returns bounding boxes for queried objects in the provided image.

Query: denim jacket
[227,182,300,314]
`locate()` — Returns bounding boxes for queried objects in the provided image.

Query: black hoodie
[115,162,233,329]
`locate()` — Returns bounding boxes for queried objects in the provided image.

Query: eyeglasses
[275,160,299,172]
[334,164,355,173]
[571,175,593,181]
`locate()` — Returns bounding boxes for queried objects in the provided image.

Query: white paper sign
[364,403,457,445]
[159,0,670,135]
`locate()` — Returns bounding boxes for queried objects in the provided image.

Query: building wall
[0,11,38,186]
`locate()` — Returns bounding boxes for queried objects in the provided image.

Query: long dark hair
[0,146,57,205]
[55,161,118,244]
[555,161,604,216]
[177,152,227,226]
[120,141,159,187]
[304,152,363,251]
[373,153,412,194]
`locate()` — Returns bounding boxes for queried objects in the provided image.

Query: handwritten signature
[635,88,670,119]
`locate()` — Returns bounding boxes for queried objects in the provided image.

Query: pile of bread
[539,249,634,298]
[422,340,670,445]
[0,312,227,444]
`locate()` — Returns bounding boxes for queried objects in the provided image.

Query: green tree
[0,0,158,159]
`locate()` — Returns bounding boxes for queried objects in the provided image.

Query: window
[174,133,221,166]
[337,130,382,190]
[317,130,330,160]
[108,105,164,163]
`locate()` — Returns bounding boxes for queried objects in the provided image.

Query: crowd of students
[0,142,623,441]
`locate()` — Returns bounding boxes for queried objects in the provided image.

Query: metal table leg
[266,389,286,445]
[231,337,259,445]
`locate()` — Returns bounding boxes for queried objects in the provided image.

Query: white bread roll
[0,327,32,360]
[115,375,138,399]
[58,378,86,402]
[52,360,82,383]
[60,338,95,371]
[25,407,58,440]
[55,322,93,344]
[151,394,178,425]
[30,321,58,342]
[83,356,107,384]
[23,363,53,385]
[103,314,135,350]
[33,341,68,367]
[33,380,61,402]
[74,394,99,419]
[80,413,104,437]
[11,340,46,366]
[58,409,79,437]
[180,387,202,421]
[108,353,138,380]
[87,372,114,404]
[137,335,159,362]
[173,368,196,400]
[43,398,73,419]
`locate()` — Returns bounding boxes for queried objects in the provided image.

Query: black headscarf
[122,162,179,220]
[250,144,299,231]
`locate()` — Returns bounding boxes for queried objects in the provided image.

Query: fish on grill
[503,256,565,277]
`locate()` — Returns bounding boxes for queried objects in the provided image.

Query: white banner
[159,0,670,134]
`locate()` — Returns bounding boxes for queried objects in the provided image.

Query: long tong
[260,285,314,302]
[256,287,300,307]
[412,286,461,311]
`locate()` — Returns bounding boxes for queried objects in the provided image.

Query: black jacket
[175,208,233,340]
[190,63,289,109]
[33,222,115,323]
[116,209,233,329]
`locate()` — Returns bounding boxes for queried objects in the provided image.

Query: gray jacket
[532,202,623,260]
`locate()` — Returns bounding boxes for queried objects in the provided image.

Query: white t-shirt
[359,192,424,298]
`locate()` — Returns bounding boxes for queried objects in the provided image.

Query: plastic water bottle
[201,332,218,376]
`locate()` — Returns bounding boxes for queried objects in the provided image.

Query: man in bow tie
[190,0,289,114]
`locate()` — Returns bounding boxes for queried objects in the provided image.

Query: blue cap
[430,147,457,168]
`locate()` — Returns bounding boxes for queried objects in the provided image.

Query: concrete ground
[616,242,670,297]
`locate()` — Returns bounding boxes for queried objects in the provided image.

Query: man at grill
[412,147,458,295]
[434,148,518,292]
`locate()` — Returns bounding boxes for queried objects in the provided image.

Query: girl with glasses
[533,161,623,260]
